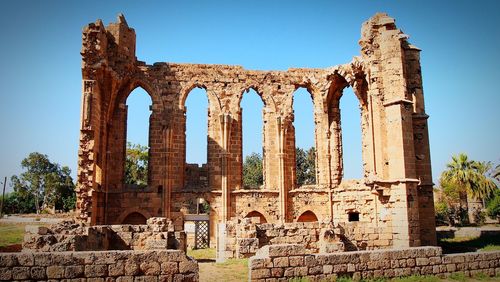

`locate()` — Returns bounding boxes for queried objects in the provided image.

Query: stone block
[125,261,140,276]
[289,256,304,267]
[11,267,30,280]
[16,253,34,266]
[295,266,309,276]
[309,265,323,275]
[446,264,456,272]
[273,257,288,268]
[0,254,17,267]
[85,264,108,277]
[270,267,283,277]
[30,266,46,279]
[141,261,161,275]
[47,265,65,279]
[134,276,158,282]
[179,260,197,273]
[266,244,306,257]
[117,276,135,282]
[109,261,125,276]
[166,250,184,262]
[251,268,270,279]
[161,262,178,275]
[304,255,316,267]
[416,257,429,266]
[66,265,85,278]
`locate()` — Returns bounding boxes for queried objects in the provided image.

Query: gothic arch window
[292,87,316,187]
[241,88,265,189]
[125,87,152,188]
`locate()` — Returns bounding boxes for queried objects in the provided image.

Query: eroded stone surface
[76,12,436,250]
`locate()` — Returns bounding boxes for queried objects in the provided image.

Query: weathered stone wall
[22,218,186,253]
[249,244,500,281]
[0,249,198,281]
[221,219,402,259]
[223,221,337,259]
[77,12,436,248]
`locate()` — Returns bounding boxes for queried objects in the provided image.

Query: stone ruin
[1,12,500,282]
[76,12,437,255]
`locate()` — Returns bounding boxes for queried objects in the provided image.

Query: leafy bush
[243,153,263,188]
[486,191,500,221]
[1,191,36,214]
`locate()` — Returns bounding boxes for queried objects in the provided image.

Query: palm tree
[473,161,497,199]
[441,153,498,224]
[493,164,500,181]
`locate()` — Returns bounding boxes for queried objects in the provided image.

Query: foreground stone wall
[23,218,186,252]
[249,244,500,281]
[0,249,198,281]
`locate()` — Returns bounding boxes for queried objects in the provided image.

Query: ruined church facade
[77,13,436,249]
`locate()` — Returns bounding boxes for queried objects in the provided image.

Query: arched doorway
[245,210,267,223]
[297,210,318,222]
[122,212,147,225]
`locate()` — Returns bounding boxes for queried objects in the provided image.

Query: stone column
[220,113,232,222]
[277,116,287,223]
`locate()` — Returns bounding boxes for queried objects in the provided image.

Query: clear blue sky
[0,0,499,192]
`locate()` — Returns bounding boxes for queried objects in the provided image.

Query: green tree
[10,152,75,214]
[2,191,36,214]
[486,189,500,222]
[440,153,497,224]
[296,147,316,186]
[243,152,263,188]
[125,142,149,186]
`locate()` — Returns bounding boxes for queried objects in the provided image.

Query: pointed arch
[122,212,147,225]
[185,86,209,166]
[292,87,317,187]
[117,208,152,224]
[245,210,268,224]
[297,210,318,222]
[106,77,160,124]
[124,87,152,187]
[241,87,265,189]
[179,82,222,112]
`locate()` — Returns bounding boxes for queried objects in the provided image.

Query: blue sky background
[0,0,499,192]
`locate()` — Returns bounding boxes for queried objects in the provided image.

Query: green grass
[0,222,28,247]
[187,247,216,260]
[199,258,248,282]
[438,234,500,253]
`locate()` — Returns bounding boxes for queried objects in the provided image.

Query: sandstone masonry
[0,249,198,281]
[77,13,436,249]
[248,244,500,281]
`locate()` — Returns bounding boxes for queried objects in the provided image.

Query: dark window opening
[348,212,360,222]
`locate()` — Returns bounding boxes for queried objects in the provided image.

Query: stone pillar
[77,79,97,224]
[163,120,173,219]
[220,114,232,222]
[360,13,424,247]
[277,116,285,223]
[329,102,343,186]
[405,44,437,246]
